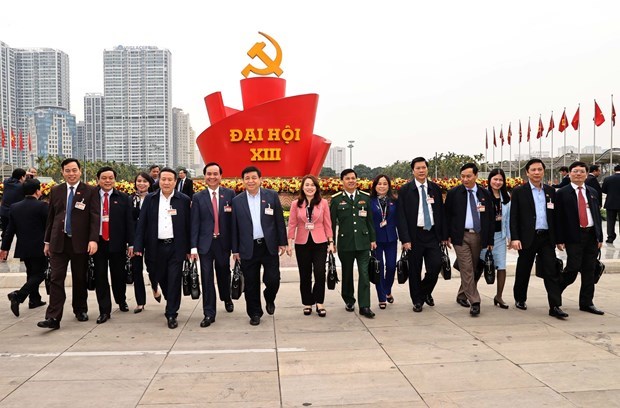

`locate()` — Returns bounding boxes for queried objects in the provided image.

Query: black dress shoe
[456,298,470,308]
[515,301,527,310]
[249,315,261,326]
[470,303,480,316]
[167,316,178,329]
[413,303,423,313]
[549,306,569,319]
[425,294,435,307]
[119,302,129,312]
[266,301,276,315]
[96,314,110,324]
[28,300,46,309]
[359,307,375,318]
[345,303,355,312]
[37,318,60,330]
[8,291,20,317]
[224,300,234,313]
[200,316,215,327]
[579,305,605,315]
[75,312,89,322]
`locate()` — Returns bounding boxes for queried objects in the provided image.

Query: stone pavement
[1,260,620,407]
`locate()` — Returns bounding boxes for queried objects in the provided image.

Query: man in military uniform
[330,168,377,318]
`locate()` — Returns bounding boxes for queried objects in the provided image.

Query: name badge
[75,200,86,210]
[265,207,274,216]
[380,220,387,228]
[547,202,554,210]
[305,222,315,230]
[224,205,232,213]
[477,203,485,213]
[427,197,435,204]
[495,215,502,221]
[359,209,367,217]
[102,215,110,222]
[168,208,177,216]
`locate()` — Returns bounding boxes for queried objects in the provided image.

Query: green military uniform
[330,189,376,308]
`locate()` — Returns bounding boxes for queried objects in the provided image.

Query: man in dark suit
[551,166,570,189]
[149,165,160,191]
[134,167,191,329]
[0,168,26,242]
[585,164,603,208]
[92,166,135,324]
[231,166,287,326]
[1,179,48,316]
[602,164,620,243]
[510,158,567,319]
[445,163,494,316]
[555,161,604,315]
[176,169,194,199]
[397,157,447,312]
[38,158,100,330]
[190,162,236,327]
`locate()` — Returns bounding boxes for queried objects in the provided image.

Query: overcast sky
[1,0,618,168]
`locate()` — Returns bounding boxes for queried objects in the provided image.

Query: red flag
[10,129,16,149]
[613,102,616,127]
[546,114,555,137]
[571,107,580,130]
[485,129,488,149]
[507,123,512,145]
[28,133,32,152]
[18,130,24,151]
[519,120,522,143]
[1,129,5,148]
[527,118,531,142]
[500,128,504,145]
[537,117,544,139]
[558,109,568,132]
[493,127,497,147]
[594,101,605,126]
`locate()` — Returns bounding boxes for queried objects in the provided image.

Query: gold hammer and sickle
[241,32,283,78]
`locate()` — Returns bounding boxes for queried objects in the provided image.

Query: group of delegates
[1,155,610,331]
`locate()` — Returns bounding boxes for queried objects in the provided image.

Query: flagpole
[594,100,597,165]
[563,106,567,167]
[539,114,542,159]
[500,124,503,171]
[518,137,521,178]
[508,122,512,178]
[528,116,531,159]
[578,103,581,161]
[611,94,614,172]
[485,129,488,172]
[550,111,554,180]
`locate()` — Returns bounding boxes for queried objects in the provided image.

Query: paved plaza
[1,241,620,407]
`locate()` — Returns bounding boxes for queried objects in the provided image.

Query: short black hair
[159,167,177,179]
[178,169,187,175]
[558,166,569,173]
[525,158,545,171]
[241,166,261,178]
[203,162,223,175]
[615,164,620,172]
[340,168,357,179]
[410,157,429,169]
[589,164,600,173]
[459,163,478,175]
[11,168,26,179]
[23,179,40,196]
[96,166,117,179]
[61,158,81,170]
[149,164,160,171]
[569,161,588,172]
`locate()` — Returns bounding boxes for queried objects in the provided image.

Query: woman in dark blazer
[287,174,334,317]
[370,174,398,309]
[130,172,158,313]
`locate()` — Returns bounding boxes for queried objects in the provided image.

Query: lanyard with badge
[494,197,502,221]
[305,205,315,230]
[377,198,388,228]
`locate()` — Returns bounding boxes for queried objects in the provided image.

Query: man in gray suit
[602,164,620,243]
[231,166,288,326]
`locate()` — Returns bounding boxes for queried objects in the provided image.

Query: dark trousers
[0,215,8,242]
[408,229,441,305]
[92,238,127,314]
[514,231,564,307]
[241,240,280,318]
[295,235,328,305]
[155,241,184,318]
[132,255,158,306]
[338,249,371,308]
[607,209,618,242]
[374,240,397,302]
[199,238,232,318]
[563,229,598,308]
[14,256,46,304]
[46,235,89,321]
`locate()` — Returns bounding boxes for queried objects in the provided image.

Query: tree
[320,167,337,177]
[36,156,141,182]
[382,160,411,179]
[353,164,373,179]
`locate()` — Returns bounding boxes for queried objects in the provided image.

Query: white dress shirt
[415,179,435,227]
[158,191,174,239]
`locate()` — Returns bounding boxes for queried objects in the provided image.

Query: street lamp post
[347,140,355,169]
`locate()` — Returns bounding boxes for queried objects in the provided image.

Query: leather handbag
[190,259,201,299]
[125,255,134,284]
[230,259,244,300]
[44,257,51,295]
[182,260,191,296]
[368,250,380,285]
[594,249,605,284]
[483,250,496,285]
[440,244,451,280]
[535,254,564,278]
[87,256,96,291]
[396,249,409,284]
[326,251,339,290]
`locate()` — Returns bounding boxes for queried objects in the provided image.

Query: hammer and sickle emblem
[241,32,283,78]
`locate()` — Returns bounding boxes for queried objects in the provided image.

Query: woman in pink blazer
[287,175,334,317]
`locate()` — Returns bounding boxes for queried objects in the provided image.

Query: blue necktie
[468,189,481,233]
[420,185,432,230]
[66,186,74,235]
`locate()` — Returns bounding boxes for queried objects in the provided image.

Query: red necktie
[212,191,220,236]
[578,187,588,228]
[102,192,110,240]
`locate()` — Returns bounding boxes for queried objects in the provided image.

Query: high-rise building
[325,146,347,173]
[172,107,195,168]
[103,45,171,168]
[84,93,104,161]
[0,42,17,166]
[27,106,76,158]
[75,121,85,160]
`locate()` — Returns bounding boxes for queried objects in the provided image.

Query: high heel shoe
[153,288,162,303]
[134,305,144,314]
[303,307,312,316]
[315,305,326,317]
[386,295,394,304]
[379,302,387,310]
[493,297,509,309]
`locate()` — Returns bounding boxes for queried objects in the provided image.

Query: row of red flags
[0,129,33,152]
[486,100,616,148]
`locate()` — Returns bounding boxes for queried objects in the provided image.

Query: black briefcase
[87,256,96,291]
[44,257,51,295]
[440,244,451,280]
[368,251,380,285]
[125,255,134,284]
[189,259,201,300]
[230,260,244,300]
[483,250,496,285]
[535,254,564,278]
[182,260,191,296]
[396,250,409,284]
[326,251,339,290]
[594,250,605,284]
